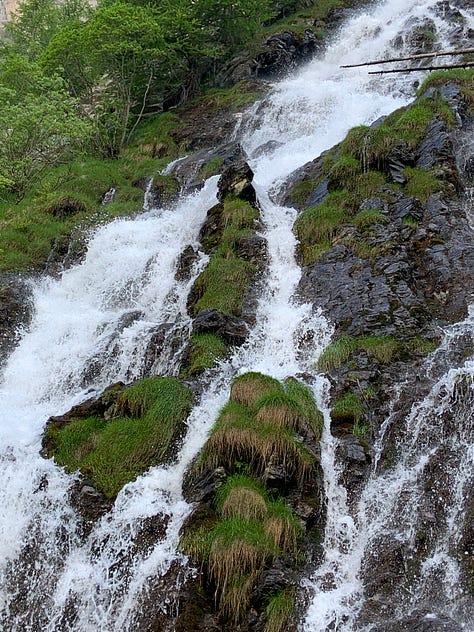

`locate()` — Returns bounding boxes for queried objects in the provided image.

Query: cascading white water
[1,0,473,629]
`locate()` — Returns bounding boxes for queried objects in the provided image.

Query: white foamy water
[1,0,473,628]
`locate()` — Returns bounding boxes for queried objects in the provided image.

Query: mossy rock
[43,377,193,498]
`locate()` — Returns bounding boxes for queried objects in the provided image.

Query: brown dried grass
[220,486,268,521]
[203,424,315,484]
[209,534,268,619]
[230,372,283,407]
[264,514,298,554]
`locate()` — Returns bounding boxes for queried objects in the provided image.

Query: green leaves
[0,56,91,196]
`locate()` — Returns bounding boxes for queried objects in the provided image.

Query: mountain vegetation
[0,0,349,272]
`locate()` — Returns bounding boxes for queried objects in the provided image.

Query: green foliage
[295,192,349,265]
[290,178,319,205]
[5,0,91,61]
[192,81,260,111]
[331,392,364,423]
[318,334,401,371]
[264,589,295,632]
[46,377,193,497]
[200,375,318,483]
[182,332,229,376]
[353,208,388,230]
[353,419,369,440]
[0,54,91,196]
[230,371,284,407]
[183,373,314,625]
[199,157,224,180]
[192,255,256,316]
[328,154,361,188]
[403,167,440,203]
[284,377,324,438]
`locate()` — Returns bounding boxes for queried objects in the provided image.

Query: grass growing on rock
[318,334,402,371]
[230,371,284,407]
[191,255,256,316]
[404,167,441,203]
[417,68,474,103]
[181,332,229,377]
[46,377,193,498]
[200,373,322,484]
[294,192,349,265]
[331,392,364,424]
[264,589,295,632]
[353,208,388,230]
[182,372,319,627]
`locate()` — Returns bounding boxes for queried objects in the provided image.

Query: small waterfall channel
[1,0,474,629]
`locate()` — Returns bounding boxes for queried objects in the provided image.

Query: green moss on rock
[181,332,229,377]
[44,377,193,498]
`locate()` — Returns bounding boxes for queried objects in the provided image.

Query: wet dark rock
[176,245,201,282]
[170,142,247,194]
[134,174,180,208]
[234,234,267,266]
[193,308,249,345]
[250,139,283,159]
[69,479,111,532]
[278,153,326,209]
[416,118,453,170]
[217,160,257,205]
[387,142,415,183]
[182,465,226,504]
[0,278,33,367]
[406,18,437,53]
[44,196,87,218]
[142,322,188,376]
[250,29,320,79]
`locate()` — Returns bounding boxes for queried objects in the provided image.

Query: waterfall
[1,0,474,629]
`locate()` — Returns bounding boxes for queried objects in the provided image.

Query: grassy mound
[44,377,193,498]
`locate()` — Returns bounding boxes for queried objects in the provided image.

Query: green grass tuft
[404,167,441,203]
[182,332,229,377]
[192,255,256,316]
[47,377,193,498]
[331,392,364,423]
[264,589,295,632]
[353,208,388,230]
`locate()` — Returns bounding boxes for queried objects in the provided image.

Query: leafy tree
[0,54,90,196]
[190,0,275,51]
[5,0,91,61]
[43,2,187,155]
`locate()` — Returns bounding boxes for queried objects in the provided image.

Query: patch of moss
[318,334,402,371]
[332,391,364,423]
[295,192,349,265]
[403,167,441,203]
[182,332,229,377]
[192,254,256,316]
[45,377,193,498]
[199,156,224,181]
[353,208,388,231]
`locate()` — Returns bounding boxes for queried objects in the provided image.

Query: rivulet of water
[1,0,473,628]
